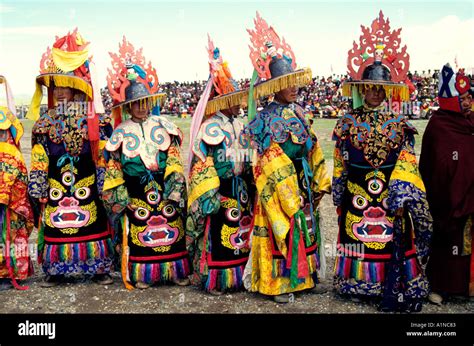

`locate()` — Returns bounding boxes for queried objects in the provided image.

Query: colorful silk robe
[28,105,114,276]
[187,112,254,292]
[0,107,34,284]
[332,105,432,312]
[103,116,190,288]
[243,101,331,296]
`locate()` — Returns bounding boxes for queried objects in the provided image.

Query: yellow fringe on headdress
[204,90,249,116]
[38,74,93,98]
[26,74,93,121]
[342,82,409,101]
[113,93,167,111]
[253,67,312,99]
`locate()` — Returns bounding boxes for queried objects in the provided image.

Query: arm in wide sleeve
[28,142,49,225]
[388,129,433,258]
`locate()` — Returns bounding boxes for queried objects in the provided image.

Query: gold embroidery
[48,178,66,193]
[74,174,95,188]
[347,181,373,202]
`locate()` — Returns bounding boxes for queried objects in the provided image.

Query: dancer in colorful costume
[0,75,34,290]
[243,13,331,303]
[332,11,432,312]
[420,64,473,305]
[27,29,114,287]
[103,37,190,290]
[187,35,254,295]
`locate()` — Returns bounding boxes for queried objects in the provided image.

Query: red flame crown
[347,10,410,83]
[247,12,296,80]
[106,36,159,105]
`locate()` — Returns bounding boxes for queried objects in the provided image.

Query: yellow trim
[205,89,249,116]
[188,176,220,207]
[253,67,312,99]
[48,178,67,193]
[310,140,331,194]
[348,181,373,202]
[260,154,293,183]
[0,142,22,159]
[74,174,95,189]
[37,74,93,97]
[164,164,183,179]
[103,177,125,191]
[365,170,386,182]
[27,74,93,121]
[31,144,49,172]
[112,93,167,110]
[342,82,410,102]
[391,169,425,192]
[26,83,44,121]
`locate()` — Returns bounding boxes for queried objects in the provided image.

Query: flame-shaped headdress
[247,12,312,99]
[107,36,166,116]
[343,11,411,101]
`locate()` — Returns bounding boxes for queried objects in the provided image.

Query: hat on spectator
[107,36,166,126]
[437,63,471,113]
[342,11,411,107]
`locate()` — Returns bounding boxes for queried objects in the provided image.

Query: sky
[0,0,473,101]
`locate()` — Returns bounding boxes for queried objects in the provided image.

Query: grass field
[20,116,428,169]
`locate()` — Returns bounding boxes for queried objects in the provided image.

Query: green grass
[21,116,428,163]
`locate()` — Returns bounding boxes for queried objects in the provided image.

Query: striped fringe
[205,90,249,116]
[335,256,421,284]
[37,74,93,98]
[113,93,167,113]
[43,238,114,265]
[130,257,190,285]
[272,251,320,279]
[342,83,410,102]
[253,68,312,99]
[204,265,245,292]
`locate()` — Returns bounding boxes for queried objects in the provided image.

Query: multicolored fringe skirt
[203,264,245,292]
[129,257,190,285]
[42,238,114,276]
[334,255,428,298]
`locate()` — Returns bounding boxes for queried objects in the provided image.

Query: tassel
[289,214,300,288]
[342,82,410,102]
[253,68,312,99]
[5,208,28,290]
[246,70,259,123]
[204,89,248,116]
[200,217,211,273]
[130,258,190,284]
[204,266,244,292]
[38,74,93,99]
[121,215,134,290]
[37,203,45,264]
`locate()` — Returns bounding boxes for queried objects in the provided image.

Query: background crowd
[13,69,464,120]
